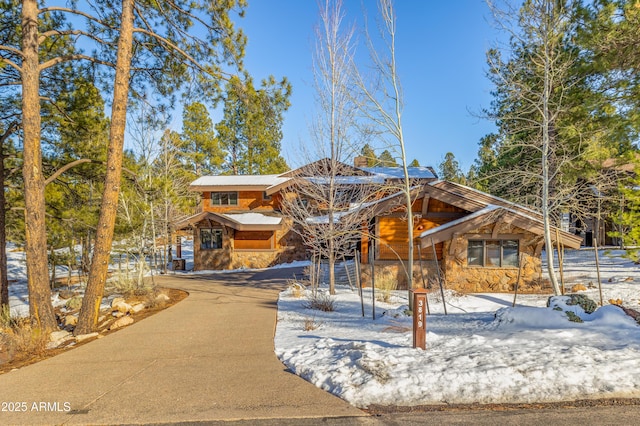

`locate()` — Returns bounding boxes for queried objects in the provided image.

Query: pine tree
[216,75,290,175]
[180,102,223,177]
[378,149,397,167]
[360,143,378,166]
[438,152,464,183]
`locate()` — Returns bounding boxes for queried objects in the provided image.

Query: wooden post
[355,251,364,317]
[512,253,523,307]
[594,237,603,306]
[412,288,428,350]
[176,235,182,259]
[369,248,376,320]
[417,243,430,315]
[556,228,565,294]
[431,238,447,315]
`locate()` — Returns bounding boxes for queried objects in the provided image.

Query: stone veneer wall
[360,260,440,290]
[191,217,308,271]
[443,224,545,293]
[193,224,232,271]
[360,225,546,293]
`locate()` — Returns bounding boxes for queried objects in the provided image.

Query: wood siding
[204,190,280,212]
[375,197,469,261]
[234,231,274,250]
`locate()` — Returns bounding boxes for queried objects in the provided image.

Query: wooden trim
[423,212,466,219]
[422,196,430,216]
[465,233,523,240]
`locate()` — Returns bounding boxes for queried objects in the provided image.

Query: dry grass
[303,317,320,331]
[287,280,306,298]
[144,288,169,309]
[1,320,49,363]
[306,291,335,312]
[374,271,398,303]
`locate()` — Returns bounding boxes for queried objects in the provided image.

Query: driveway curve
[0,267,365,425]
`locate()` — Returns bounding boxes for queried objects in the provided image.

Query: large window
[201,228,223,249]
[210,192,238,206]
[467,240,518,267]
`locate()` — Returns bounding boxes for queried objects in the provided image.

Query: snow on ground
[6,241,640,407]
[275,249,640,408]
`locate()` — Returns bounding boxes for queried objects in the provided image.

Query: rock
[111,297,125,308]
[109,316,134,330]
[65,296,83,310]
[64,315,78,327]
[98,315,106,323]
[548,294,597,314]
[112,300,132,314]
[155,293,170,303]
[112,311,125,318]
[566,293,598,314]
[571,284,587,292]
[50,330,71,342]
[75,332,99,342]
[131,303,145,314]
[615,305,640,325]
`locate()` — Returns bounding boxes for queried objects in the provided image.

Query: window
[210,192,238,206]
[201,228,223,249]
[262,191,272,201]
[467,240,519,267]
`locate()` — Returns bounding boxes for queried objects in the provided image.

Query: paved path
[0,268,366,425]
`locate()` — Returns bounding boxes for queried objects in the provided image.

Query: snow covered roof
[363,166,437,180]
[306,175,387,185]
[190,175,290,191]
[223,212,282,227]
[173,211,282,231]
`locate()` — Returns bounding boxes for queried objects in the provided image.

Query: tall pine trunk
[21,0,57,330]
[76,0,135,334]
[0,143,9,309]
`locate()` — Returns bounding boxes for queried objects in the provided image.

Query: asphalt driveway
[0,267,366,425]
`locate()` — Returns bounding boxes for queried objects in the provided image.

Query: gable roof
[279,158,374,178]
[423,180,542,219]
[174,211,282,231]
[418,183,583,249]
[189,175,290,192]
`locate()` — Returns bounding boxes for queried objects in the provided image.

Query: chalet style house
[175,159,581,293]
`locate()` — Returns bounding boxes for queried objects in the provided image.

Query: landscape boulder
[131,303,145,314]
[75,332,99,342]
[112,300,133,314]
[64,315,78,327]
[155,293,170,303]
[109,316,134,330]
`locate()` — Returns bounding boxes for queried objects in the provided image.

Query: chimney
[354,156,368,168]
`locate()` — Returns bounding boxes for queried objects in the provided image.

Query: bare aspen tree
[281,0,362,295]
[354,0,416,295]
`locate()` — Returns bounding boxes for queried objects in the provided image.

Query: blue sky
[225,0,502,173]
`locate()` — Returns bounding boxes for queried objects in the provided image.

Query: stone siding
[443,224,546,293]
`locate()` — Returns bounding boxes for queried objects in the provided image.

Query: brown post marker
[176,235,182,259]
[412,288,428,349]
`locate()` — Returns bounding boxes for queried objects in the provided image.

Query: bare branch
[39,54,115,71]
